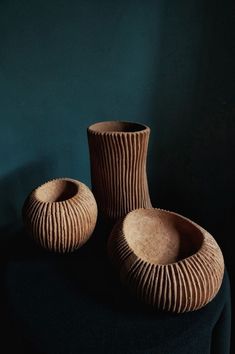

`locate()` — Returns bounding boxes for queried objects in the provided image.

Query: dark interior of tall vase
[87,121,152,221]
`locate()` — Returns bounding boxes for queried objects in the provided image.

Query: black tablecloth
[1,224,231,354]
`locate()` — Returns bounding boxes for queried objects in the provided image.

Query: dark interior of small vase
[35,179,78,203]
[123,209,204,265]
[88,121,147,133]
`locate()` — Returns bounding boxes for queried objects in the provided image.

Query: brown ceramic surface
[22,178,97,253]
[87,121,152,221]
[108,208,224,312]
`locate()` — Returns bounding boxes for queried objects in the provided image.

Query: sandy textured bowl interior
[35,179,79,203]
[88,121,148,133]
[123,209,204,265]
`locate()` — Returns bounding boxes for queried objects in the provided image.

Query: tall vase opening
[88,121,148,133]
[35,179,79,203]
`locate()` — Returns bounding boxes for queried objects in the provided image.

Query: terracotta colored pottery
[87,121,152,221]
[22,178,97,253]
[108,208,224,312]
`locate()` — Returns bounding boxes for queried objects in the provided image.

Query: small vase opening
[35,179,79,203]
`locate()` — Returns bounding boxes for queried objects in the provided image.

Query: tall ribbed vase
[87,121,152,221]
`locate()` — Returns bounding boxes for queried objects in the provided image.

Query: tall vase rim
[87,120,150,135]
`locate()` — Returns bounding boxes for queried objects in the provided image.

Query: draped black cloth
[1,226,231,354]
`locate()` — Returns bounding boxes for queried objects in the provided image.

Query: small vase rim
[33,178,80,204]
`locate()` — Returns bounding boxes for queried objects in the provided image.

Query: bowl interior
[88,121,148,133]
[35,179,78,203]
[123,209,204,265]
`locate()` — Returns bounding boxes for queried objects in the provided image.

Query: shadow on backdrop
[147,0,234,281]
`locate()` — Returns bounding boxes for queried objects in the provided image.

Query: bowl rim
[119,207,208,266]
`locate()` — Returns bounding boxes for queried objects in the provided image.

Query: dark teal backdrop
[0,0,234,291]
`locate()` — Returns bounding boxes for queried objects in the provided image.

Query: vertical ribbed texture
[22,178,97,253]
[87,123,152,221]
[108,209,224,313]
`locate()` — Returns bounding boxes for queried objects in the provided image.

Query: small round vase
[108,208,224,313]
[22,178,97,253]
[87,121,152,222]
